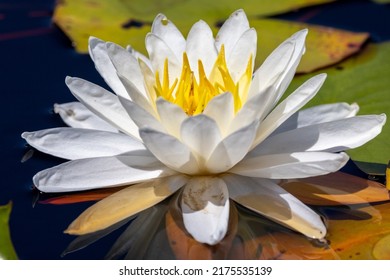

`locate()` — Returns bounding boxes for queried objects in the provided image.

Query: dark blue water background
[1,0,389,259]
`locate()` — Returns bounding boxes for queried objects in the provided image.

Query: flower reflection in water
[38,169,389,259]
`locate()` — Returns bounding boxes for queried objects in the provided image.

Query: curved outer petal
[22,128,145,160]
[215,9,250,57]
[180,115,222,164]
[230,151,349,179]
[248,29,307,106]
[206,120,258,174]
[105,42,147,97]
[33,152,175,192]
[222,174,327,239]
[54,102,117,132]
[151,13,186,60]
[88,37,128,99]
[185,20,217,78]
[126,45,153,70]
[139,127,199,174]
[251,114,387,156]
[203,92,235,136]
[146,33,181,85]
[65,77,140,139]
[181,176,230,245]
[156,98,187,138]
[251,73,327,148]
[273,102,360,135]
[226,28,257,82]
[66,175,188,235]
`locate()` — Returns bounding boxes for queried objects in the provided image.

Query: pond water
[1,0,389,259]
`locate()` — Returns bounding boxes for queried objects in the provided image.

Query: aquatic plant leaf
[251,19,369,73]
[0,202,18,260]
[54,0,339,58]
[289,43,390,164]
[279,172,390,206]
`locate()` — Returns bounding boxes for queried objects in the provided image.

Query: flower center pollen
[154,45,253,115]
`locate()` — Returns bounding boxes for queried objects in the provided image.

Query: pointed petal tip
[21,131,29,139]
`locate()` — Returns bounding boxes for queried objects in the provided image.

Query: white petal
[66,175,188,235]
[139,127,199,174]
[230,151,349,179]
[145,33,181,85]
[226,28,257,82]
[22,128,145,160]
[222,174,326,239]
[251,73,326,148]
[88,37,128,99]
[215,9,250,56]
[273,102,360,134]
[151,14,186,59]
[54,102,117,132]
[65,77,140,139]
[180,115,222,163]
[105,42,146,97]
[118,96,163,132]
[248,29,307,105]
[185,20,217,77]
[181,176,230,245]
[203,92,234,136]
[206,121,258,173]
[251,114,387,156]
[33,152,175,192]
[156,98,187,138]
[126,45,153,70]
[229,85,274,133]
[117,74,156,115]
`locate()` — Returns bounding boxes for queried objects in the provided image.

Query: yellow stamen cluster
[154,45,253,115]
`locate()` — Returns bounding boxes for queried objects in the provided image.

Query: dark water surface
[1,0,389,259]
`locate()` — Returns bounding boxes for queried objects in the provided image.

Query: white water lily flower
[22,10,386,245]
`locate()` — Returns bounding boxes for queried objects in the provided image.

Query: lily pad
[54,0,344,59]
[289,42,390,164]
[0,202,18,260]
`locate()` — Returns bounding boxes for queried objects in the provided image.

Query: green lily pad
[289,42,390,164]
[53,0,334,54]
[0,202,18,260]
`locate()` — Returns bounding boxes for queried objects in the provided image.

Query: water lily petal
[54,102,117,132]
[206,120,258,173]
[222,174,326,239]
[181,176,230,245]
[66,175,188,235]
[117,74,157,116]
[273,102,360,135]
[228,85,274,133]
[252,73,326,148]
[186,20,217,78]
[145,33,181,85]
[139,127,199,174]
[215,9,250,56]
[105,42,146,97]
[126,45,153,70]
[248,29,307,105]
[203,92,234,136]
[33,152,174,192]
[227,28,257,82]
[65,77,140,139]
[151,14,186,59]
[156,98,187,138]
[252,115,387,156]
[22,128,145,160]
[88,37,128,99]
[180,115,222,163]
[231,152,349,179]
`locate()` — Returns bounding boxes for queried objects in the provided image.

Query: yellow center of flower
[154,45,253,115]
